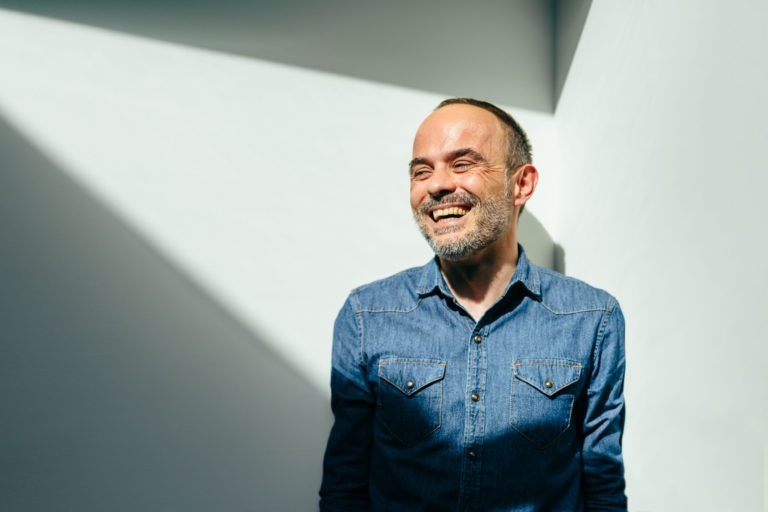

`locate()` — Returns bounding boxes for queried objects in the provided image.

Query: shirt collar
[417,244,541,300]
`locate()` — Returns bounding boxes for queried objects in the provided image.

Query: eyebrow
[408,148,488,174]
[408,157,430,173]
[447,148,487,163]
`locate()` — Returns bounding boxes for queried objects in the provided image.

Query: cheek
[456,174,483,196]
[462,171,503,196]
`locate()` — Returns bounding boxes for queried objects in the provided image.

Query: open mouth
[430,206,470,222]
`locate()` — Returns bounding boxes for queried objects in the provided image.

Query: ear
[513,164,538,207]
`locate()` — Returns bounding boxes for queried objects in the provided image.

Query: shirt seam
[356,300,422,314]
[591,296,617,371]
[351,289,366,367]
[539,302,610,315]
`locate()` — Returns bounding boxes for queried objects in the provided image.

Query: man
[320,98,627,511]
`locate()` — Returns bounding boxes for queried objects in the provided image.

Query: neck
[439,236,519,321]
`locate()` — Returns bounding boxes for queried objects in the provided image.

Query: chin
[429,238,478,261]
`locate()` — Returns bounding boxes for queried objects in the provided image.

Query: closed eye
[453,160,480,172]
[411,167,432,180]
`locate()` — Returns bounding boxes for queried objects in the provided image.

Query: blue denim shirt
[320,247,627,512]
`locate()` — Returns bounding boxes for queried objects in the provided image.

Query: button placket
[458,327,487,510]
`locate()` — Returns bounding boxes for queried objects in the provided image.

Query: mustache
[417,192,479,215]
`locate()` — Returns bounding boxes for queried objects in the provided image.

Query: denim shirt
[320,247,627,512]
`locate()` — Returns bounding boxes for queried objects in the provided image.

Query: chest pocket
[378,358,446,446]
[510,359,581,449]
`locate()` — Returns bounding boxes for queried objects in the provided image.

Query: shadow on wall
[0,114,330,511]
[518,211,566,275]
[0,0,558,112]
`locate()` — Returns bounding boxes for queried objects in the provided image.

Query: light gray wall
[0,0,557,111]
[9,2,761,510]
[0,115,330,511]
[552,1,768,510]
[0,9,560,510]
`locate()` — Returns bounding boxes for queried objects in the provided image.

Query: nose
[427,167,457,198]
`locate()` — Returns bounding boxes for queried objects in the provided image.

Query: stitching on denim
[378,359,447,394]
[539,302,609,315]
[528,262,541,295]
[379,360,447,366]
[510,362,576,449]
[475,328,488,465]
[592,297,616,372]
[513,361,582,367]
[383,417,442,447]
[351,289,366,367]
[380,375,444,395]
[379,362,445,446]
[361,303,421,312]
[513,361,582,394]
[515,375,580,394]
[460,330,480,490]
[358,298,422,314]
[417,263,432,294]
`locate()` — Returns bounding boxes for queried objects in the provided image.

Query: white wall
[6,3,761,510]
[0,9,556,510]
[0,0,558,112]
[553,1,768,510]
[0,9,555,392]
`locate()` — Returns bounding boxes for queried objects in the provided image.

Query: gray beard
[413,186,513,261]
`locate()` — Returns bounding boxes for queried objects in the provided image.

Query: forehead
[412,104,506,158]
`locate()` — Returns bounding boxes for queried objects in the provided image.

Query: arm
[581,299,628,511]
[319,293,374,512]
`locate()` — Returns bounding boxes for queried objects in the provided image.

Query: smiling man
[320,98,627,511]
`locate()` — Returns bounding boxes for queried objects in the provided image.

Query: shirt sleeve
[581,299,628,511]
[319,292,374,512]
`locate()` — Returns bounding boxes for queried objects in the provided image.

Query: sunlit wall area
[0,8,556,511]
[552,1,768,510]
[0,8,556,392]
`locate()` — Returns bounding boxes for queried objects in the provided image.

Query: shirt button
[406,380,415,389]
[471,393,480,402]
[544,379,554,389]
[473,335,482,344]
[468,450,477,459]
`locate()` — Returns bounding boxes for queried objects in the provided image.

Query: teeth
[432,206,469,221]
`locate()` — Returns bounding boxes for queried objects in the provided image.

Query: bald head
[434,98,532,170]
[412,104,510,174]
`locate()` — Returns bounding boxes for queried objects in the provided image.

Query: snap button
[471,393,480,402]
[406,380,415,389]
[544,379,554,389]
[473,335,482,344]
[468,450,477,459]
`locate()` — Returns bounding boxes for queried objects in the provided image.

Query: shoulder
[533,265,619,315]
[348,262,431,313]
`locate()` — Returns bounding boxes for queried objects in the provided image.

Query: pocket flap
[379,358,446,397]
[513,359,581,396]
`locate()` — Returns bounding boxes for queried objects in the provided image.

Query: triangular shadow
[0,113,329,510]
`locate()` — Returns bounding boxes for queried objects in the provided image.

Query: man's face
[410,104,514,261]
